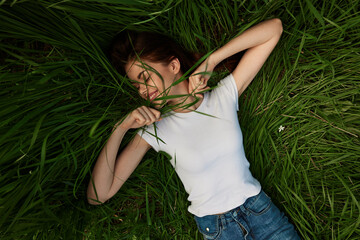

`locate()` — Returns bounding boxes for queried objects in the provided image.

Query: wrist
[208,52,221,68]
[113,121,129,132]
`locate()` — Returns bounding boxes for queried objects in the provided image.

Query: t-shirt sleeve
[136,124,161,152]
[213,73,239,111]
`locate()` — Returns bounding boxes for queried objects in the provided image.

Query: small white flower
[29,170,32,174]
[278,125,285,132]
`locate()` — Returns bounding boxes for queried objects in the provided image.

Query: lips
[148,90,158,101]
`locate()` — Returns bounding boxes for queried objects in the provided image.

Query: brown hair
[108,30,242,77]
[108,30,198,76]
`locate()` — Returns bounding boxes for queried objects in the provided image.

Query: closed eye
[131,81,140,89]
[132,72,152,89]
[142,74,151,86]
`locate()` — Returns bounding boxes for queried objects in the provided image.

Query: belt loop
[219,214,227,230]
[240,204,248,216]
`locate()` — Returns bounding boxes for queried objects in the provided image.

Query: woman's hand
[188,57,216,98]
[115,106,161,131]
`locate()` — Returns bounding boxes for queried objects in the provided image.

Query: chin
[151,100,166,109]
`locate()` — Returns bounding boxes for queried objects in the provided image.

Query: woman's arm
[87,106,160,205]
[189,18,283,96]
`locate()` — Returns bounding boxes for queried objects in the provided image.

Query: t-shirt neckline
[170,93,208,116]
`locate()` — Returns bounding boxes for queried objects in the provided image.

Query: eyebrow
[137,70,145,80]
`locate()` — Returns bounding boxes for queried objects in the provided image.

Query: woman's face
[125,58,180,108]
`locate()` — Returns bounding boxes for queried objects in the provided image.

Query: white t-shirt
[138,73,261,217]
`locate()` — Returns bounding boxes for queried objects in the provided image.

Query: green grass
[0,0,359,239]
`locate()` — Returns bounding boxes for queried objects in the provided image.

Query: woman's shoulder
[209,73,239,110]
[213,73,237,96]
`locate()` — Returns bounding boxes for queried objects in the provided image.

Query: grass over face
[0,0,359,239]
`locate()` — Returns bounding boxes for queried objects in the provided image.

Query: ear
[168,57,181,75]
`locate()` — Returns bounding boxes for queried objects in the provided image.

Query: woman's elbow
[87,194,106,205]
[87,187,107,205]
[273,18,283,35]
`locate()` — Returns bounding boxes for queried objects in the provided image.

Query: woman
[87,18,301,239]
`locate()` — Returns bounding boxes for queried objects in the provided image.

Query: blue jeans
[194,190,301,240]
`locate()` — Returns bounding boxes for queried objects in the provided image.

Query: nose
[138,83,148,99]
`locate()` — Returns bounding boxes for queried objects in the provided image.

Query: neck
[168,79,203,113]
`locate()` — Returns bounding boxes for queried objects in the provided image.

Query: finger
[142,106,158,125]
[142,106,161,125]
[199,76,207,86]
[198,78,204,87]
[190,76,197,94]
[132,109,146,126]
[190,76,196,94]
[137,107,152,125]
[197,86,210,92]
[141,106,157,124]
[194,78,206,91]
[195,86,210,99]
[148,108,161,120]
[198,77,210,90]
[193,76,202,92]
[188,77,194,94]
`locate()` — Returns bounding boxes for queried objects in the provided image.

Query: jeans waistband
[212,190,264,217]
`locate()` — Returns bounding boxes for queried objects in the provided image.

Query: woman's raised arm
[87,106,160,205]
[189,18,283,96]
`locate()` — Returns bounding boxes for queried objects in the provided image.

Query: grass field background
[0,0,359,239]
